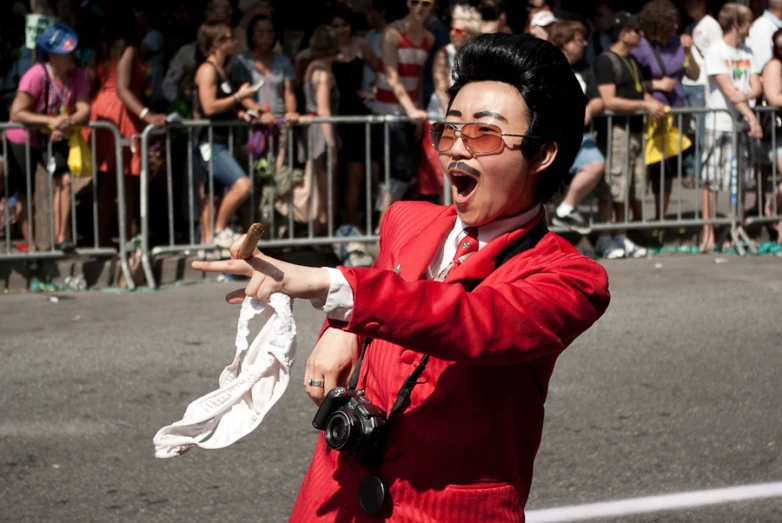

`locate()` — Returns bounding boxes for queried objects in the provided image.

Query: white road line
[525,482,782,522]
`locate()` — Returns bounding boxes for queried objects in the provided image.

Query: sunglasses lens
[431,123,503,153]
[463,123,502,153]
[431,123,455,152]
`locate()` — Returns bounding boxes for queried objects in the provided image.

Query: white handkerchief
[153,293,296,458]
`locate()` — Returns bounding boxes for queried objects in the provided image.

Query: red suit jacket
[289,201,610,522]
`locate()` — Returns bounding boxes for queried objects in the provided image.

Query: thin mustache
[448,161,480,178]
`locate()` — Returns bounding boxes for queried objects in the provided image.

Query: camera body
[312,387,388,468]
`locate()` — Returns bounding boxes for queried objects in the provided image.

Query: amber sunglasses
[430,122,538,154]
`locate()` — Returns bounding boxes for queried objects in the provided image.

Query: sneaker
[342,243,375,268]
[552,209,592,235]
[214,228,240,249]
[595,235,625,259]
[616,235,648,258]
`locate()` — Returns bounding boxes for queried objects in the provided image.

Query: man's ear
[529,141,558,176]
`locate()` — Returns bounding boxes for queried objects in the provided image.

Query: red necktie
[435,227,479,281]
[452,226,479,267]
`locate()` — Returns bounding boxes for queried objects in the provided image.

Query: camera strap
[347,215,548,418]
[351,216,548,515]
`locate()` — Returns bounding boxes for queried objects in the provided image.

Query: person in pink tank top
[372,0,435,232]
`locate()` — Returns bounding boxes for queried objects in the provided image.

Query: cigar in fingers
[238,223,264,259]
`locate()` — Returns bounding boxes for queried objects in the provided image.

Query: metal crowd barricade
[575,107,762,254]
[137,106,774,289]
[580,107,738,229]
[746,105,782,232]
[0,121,135,288]
[139,115,439,289]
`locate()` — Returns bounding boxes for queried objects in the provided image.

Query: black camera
[312,387,388,468]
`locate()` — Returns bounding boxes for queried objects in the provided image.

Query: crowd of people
[1,0,781,266]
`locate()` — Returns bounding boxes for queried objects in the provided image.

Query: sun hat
[35,23,78,62]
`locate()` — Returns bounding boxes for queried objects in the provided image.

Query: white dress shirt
[311,205,542,322]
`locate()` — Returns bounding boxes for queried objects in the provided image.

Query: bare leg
[612,202,628,237]
[343,161,364,227]
[200,198,211,245]
[768,183,782,243]
[54,174,72,245]
[17,198,35,250]
[653,190,672,221]
[598,197,611,224]
[701,188,715,253]
[315,164,337,235]
[124,175,140,239]
[215,177,251,232]
[97,171,116,246]
[629,198,643,223]
[767,164,782,242]
[597,197,612,239]
[563,161,604,208]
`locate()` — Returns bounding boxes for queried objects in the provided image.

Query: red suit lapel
[394,205,546,286]
[395,205,456,281]
[446,209,546,286]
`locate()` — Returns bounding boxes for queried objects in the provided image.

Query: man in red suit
[194,32,610,523]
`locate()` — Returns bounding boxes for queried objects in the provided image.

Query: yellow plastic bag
[67,129,92,177]
[645,107,692,165]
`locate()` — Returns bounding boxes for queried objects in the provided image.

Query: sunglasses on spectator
[450,26,468,38]
[430,122,538,154]
[410,0,433,6]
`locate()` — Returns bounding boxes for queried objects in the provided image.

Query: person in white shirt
[701,2,763,253]
[746,0,782,76]
[682,0,722,184]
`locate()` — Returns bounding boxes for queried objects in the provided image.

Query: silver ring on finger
[307,379,325,388]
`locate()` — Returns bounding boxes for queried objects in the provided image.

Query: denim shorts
[198,142,247,191]
[568,134,605,176]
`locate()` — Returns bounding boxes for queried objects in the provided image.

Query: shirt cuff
[310,267,354,322]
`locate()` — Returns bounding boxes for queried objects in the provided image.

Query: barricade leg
[113,126,135,289]
[140,125,157,289]
[2,134,11,252]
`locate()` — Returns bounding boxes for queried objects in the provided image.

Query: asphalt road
[1,255,781,523]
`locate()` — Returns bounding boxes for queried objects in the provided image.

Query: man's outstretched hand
[192,233,331,302]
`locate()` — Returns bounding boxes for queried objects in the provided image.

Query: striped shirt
[374,21,431,115]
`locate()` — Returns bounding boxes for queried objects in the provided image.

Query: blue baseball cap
[35,23,79,61]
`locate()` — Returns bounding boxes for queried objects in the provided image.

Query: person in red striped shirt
[372,0,436,232]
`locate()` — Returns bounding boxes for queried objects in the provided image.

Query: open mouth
[450,171,479,199]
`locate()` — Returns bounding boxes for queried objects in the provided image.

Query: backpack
[599,50,629,85]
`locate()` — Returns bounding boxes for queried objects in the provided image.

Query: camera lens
[325,411,359,450]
